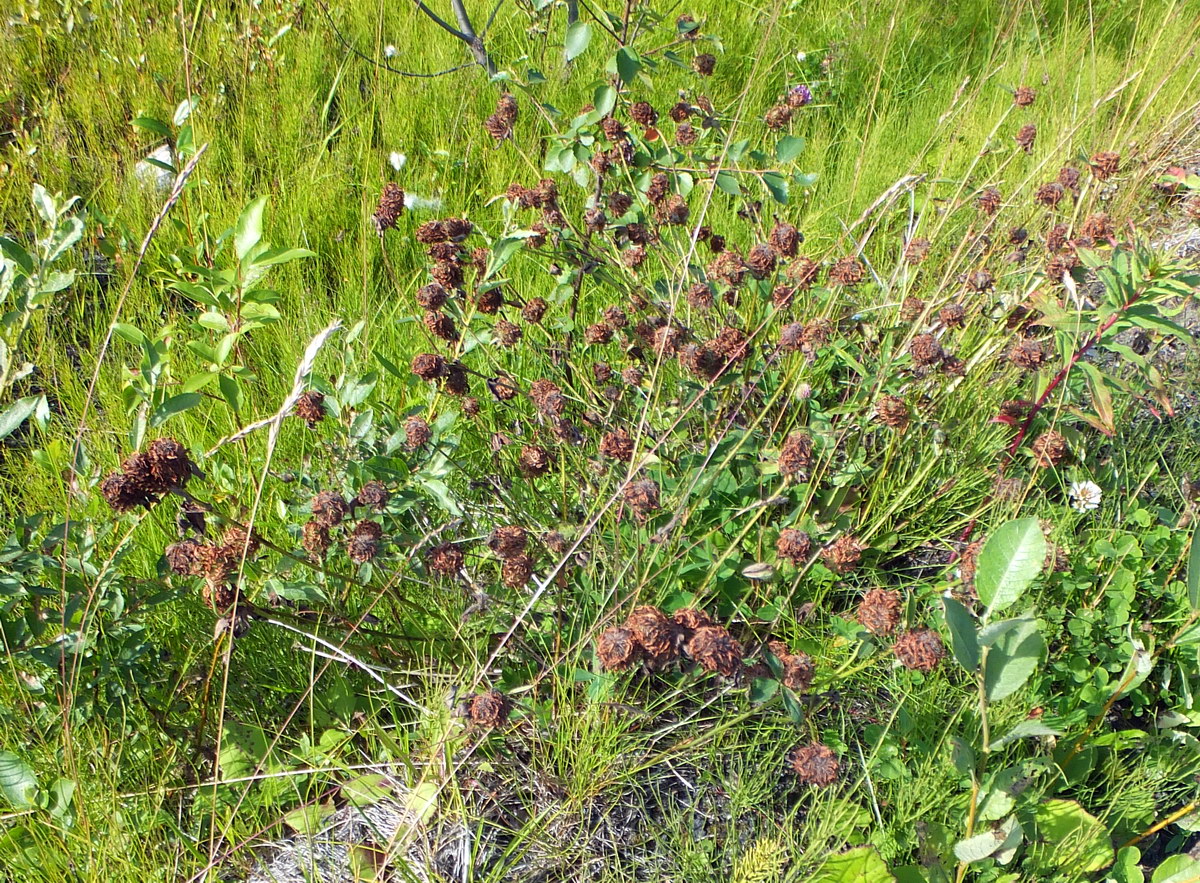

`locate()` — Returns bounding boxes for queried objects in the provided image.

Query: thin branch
[449,0,498,74]
[316,0,474,77]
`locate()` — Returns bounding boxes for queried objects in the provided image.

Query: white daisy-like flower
[389,152,406,171]
[383,44,398,58]
[1069,480,1102,512]
[795,51,807,62]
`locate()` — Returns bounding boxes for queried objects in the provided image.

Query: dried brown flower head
[517,445,551,478]
[893,628,946,672]
[530,378,566,415]
[768,641,815,691]
[904,238,931,265]
[415,220,448,243]
[416,282,449,310]
[584,322,614,346]
[489,525,528,559]
[622,366,644,386]
[958,540,984,584]
[1080,212,1113,241]
[685,625,743,676]
[1058,165,1081,194]
[775,528,812,564]
[939,303,966,328]
[404,416,432,449]
[372,183,405,234]
[1045,253,1078,285]
[687,281,715,310]
[821,535,866,574]
[294,390,326,427]
[145,438,193,490]
[856,589,901,636]
[1031,429,1068,467]
[900,296,925,322]
[411,353,447,382]
[165,538,202,576]
[676,123,698,146]
[623,480,661,518]
[764,105,793,129]
[875,395,910,430]
[424,310,459,342]
[355,481,390,511]
[778,432,814,476]
[501,553,533,588]
[623,246,648,269]
[967,269,993,292]
[596,627,641,671]
[769,221,801,258]
[311,490,349,527]
[909,333,944,367]
[1009,338,1048,369]
[1090,151,1120,181]
[626,605,676,660]
[347,520,384,564]
[672,608,714,633]
[1035,182,1065,207]
[469,689,511,727]
[427,542,464,576]
[977,187,1002,215]
[630,101,658,127]
[302,520,332,558]
[669,101,692,122]
[1015,123,1037,153]
[600,428,636,462]
[485,94,518,141]
[659,194,690,226]
[693,53,716,76]
[746,243,779,278]
[829,257,865,286]
[789,743,839,785]
[1013,85,1036,107]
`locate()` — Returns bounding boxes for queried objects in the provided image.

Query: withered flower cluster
[101,438,196,514]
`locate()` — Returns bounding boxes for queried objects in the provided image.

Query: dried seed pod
[623,479,661,518]
[596,627,641,671]
[1013,85,1036,107]
[856,588,901,636]
[789,743,839,785]
[347,520,384,563]
[875,395,909,430]
[599,428,635,462]
[821,535,866,575]
[412,352,447,381]
[1031,430,1068,467]
[302,520,332,558]
[469,689,511,727]
[829,257,865,286]
[311,490,349,527]
[372,182,405,234]
[893,628,946,672]
[489,525,528,559]
[294,390,326,427]
[909,333,944,367]
[778,432,814,476]
[1015,123,1037,154]
[693,53,716,76]
[685,625,743,677]
[427,542,464,576]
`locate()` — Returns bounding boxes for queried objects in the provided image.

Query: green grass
[2,0,1200,879]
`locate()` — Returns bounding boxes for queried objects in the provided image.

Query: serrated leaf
[564,21,591,61]
[943,597,979,672]
[976,517,1046,617]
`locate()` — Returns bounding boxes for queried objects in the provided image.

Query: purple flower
[787,84,813,107]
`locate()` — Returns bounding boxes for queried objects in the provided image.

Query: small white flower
[1069,480,1102,512]
[795,51,807,62]
[389,152,406,171]
[404,193,443,211]
[383,44,397,58]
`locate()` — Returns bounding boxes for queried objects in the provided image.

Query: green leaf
[593,84,617,117]
[990,719,1063,749]
[150,392,201,427]
[1030,800,1113,874]
[1188,528,1199,612]
[714,171,741,196]
[234,196,268,261]
[173,96,199,127]
[943,597,979,672]
[809,846,895,882]
[615,47,642,84]
[1111,846,1144,883]
[975,517,1046,617]
[343,774,392,807]
[1151,856,1200,883]
[218,374,243,415]
[251,246,316,267]
[984,616,1044,703]
[762,172,789,204]
[132,116,171,138]
[776,134,806,163]
[283,801,335,835]
[0,396,41,442]
[112,323,148,347]
[0,235,35,274]
[564,20,591,61]
[0,751,38,809]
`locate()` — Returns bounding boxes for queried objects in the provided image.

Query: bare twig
[316,0,474,78]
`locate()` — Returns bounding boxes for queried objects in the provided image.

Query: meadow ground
[2,0,1200,880]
